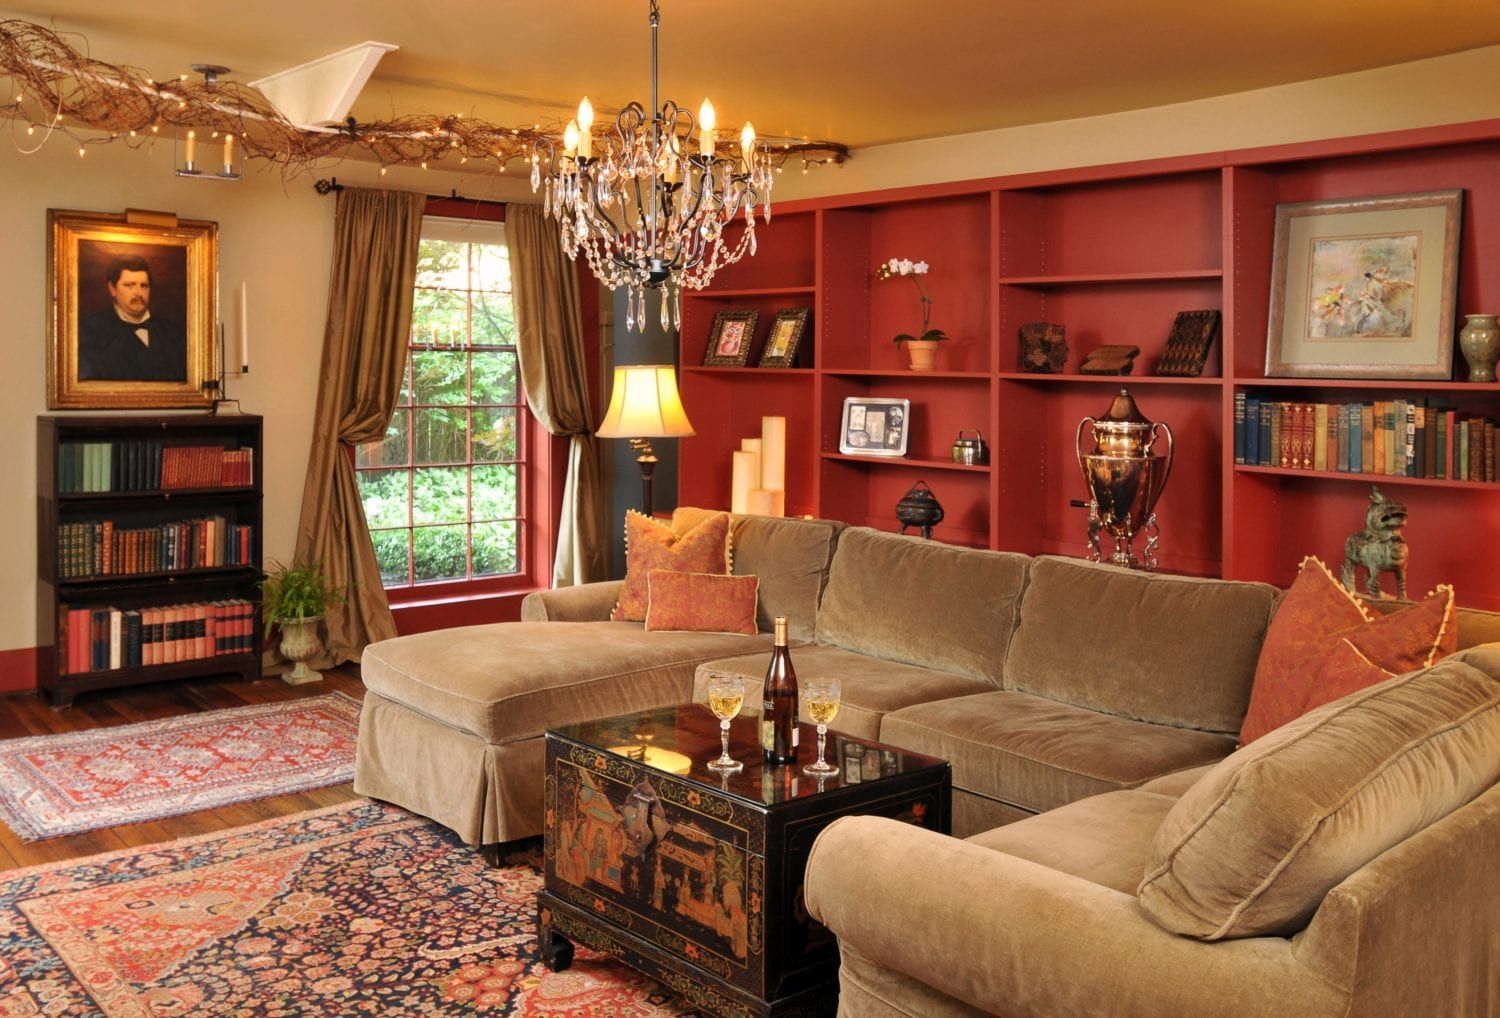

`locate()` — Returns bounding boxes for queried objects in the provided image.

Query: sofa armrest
[804,816,1342,1018]
[519,581,623,623]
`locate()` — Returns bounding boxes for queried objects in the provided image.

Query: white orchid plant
[876,257,947,345]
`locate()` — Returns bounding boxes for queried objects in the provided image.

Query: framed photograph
[702,309,759,368]
[1266,190,1462,380]
[49,209,218,409]
[839,397,910,457]
[758,307,810,368]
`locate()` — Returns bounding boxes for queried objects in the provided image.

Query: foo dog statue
[1342,487,1409,600]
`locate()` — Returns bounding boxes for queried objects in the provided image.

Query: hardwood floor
[0,667,367,871]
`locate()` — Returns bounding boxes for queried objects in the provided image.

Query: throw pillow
[1138,647,1500,941]
[611,510,731,622]
[644,570,760,635]
[1238,557,1369,745]
[1304,585,1455,713]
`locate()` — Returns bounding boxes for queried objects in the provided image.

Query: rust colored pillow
[1240,557,1458,745]
[1304,585,1455,713]
[644,569,760,635]
[1239,558,1369,745]
[611,510,732,622]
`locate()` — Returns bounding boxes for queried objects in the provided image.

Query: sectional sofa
[353,511,1499,1015]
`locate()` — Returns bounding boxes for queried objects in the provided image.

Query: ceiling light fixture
[532,0,774,331]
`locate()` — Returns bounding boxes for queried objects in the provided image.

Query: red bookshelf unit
[674,119,1500,610]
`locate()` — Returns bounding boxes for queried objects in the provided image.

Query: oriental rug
[0,800,690,1016]
[0,693,362,841]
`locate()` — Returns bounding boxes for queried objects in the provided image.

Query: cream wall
[776,45,1500,201]
[0,139,531,667]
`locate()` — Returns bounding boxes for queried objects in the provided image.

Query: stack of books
[58,600,259,674]
[57,442,254,493]
[57,516,254,579]
[1234,396,1497,481]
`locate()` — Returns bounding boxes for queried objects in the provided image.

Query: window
[356,217,530,591]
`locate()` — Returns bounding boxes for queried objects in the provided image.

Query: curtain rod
[312,177,506,208]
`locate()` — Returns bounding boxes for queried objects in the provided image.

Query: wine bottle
[761,616,799,764]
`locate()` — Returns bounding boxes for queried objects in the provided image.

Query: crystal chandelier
[531,0,774,331]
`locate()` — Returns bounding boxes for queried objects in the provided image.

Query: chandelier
[531,0,774,331]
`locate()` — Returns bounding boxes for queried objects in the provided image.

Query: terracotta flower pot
[905,339,939,372]
[277,615,324,686]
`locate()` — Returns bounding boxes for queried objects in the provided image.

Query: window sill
[388,585,543,634]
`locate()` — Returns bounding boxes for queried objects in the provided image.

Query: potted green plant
[260,560,349,686]
[877,257,947,371]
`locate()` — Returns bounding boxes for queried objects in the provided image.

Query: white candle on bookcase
[748,488,776,516]
[236,282,249,372]
[760,416,786,506]
[739,437,762,503]
[731,451,757,515]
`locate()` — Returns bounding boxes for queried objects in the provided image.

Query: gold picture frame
[48,208,218,409]
[1266,190,1462,380]
[758,307,810,368]
[702,309,759,368]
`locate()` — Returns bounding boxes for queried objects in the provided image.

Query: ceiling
[6,1,1500,148]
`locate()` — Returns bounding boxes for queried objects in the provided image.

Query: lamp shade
[597,365,696,439]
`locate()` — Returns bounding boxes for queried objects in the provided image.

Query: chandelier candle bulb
[576,97,593,158]
[184,129,196,170]
[563,119,579,157]
[223,133,234,174]
[741,121,755,153]
[698,98,715,155]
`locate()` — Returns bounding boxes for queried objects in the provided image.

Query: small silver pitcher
[951,429,988,466]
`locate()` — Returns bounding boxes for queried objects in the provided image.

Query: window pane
[473,520,520,576]
[357,408,409,468]
[411,350,469,406]
[471,352,518,405]
[473,243,511,293]
[472,464,519,520]
[413,407,469,465]
[413,466,468,525]
[371,528,411,585]
[413,524,469,583]
[472,407,519,463]
[416,239,468,289]
[471,289,515,345]
[358,468,410,528]
[411,289,467,347]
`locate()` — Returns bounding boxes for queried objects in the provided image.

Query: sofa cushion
[880,690,1238,815]
[693,644,992,740]
[1138,647,1500,941]
[644,570,760,636]
[1301,584,1456,715]
[814,528,1029,686]
[1004,557,1277,735]
[674,508,844,641]
[611,510,731,622]
[362,621,769,744]
[1136,764,1216,798]
[970,789,1178,895]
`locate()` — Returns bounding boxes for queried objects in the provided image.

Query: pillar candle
[739,438,762,498]
[748,488,776,516]
[731,451,757,515]
[184,129,196,170]
[237,282,249,372]
[760,416,786,500]
[223,133,235,174]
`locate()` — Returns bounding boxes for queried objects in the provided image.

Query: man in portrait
[77,255,188,381]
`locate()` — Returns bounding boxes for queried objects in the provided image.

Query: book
[1234,392,1246,464]
[1314,403,1329,471]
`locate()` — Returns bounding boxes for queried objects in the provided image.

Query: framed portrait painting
[48,209,218,409]
[839,397,910,457]
[1265,190,1462,380]
[758,307,810,368]
[702,309,759,368]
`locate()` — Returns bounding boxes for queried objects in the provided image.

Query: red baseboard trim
[0,646,43,695]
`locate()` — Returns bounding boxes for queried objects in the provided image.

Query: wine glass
[803,678,842,777]
[704,672,745,773]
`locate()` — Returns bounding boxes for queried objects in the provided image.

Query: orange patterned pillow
[644,570,760,635]
[1303,585,1455,713]
[1239,557,1369,745]
[611,510,732,622]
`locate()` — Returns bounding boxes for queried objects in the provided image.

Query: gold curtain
[505,203,608,586]
[293,186,425,664]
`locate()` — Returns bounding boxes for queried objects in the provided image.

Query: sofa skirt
[354,690,545,845]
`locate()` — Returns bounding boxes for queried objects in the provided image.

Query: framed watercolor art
[702,309,759,368]
[758,307,810,368]
[1265,190,1462,380]
[49,208,218,409]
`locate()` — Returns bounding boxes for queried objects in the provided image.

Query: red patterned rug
[0,800,691,1016]
[0,693,362,841]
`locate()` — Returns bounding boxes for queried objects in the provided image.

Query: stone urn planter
[1459,313,1500,382]
[277,615,324,686]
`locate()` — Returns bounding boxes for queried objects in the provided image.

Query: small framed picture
[703,309,759,367]
[839,397,911,457]
[758,307,810,368]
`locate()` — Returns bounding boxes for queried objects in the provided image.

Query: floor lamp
[597,364,696,518]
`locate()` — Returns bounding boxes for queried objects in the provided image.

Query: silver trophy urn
[1075,389,1174,570]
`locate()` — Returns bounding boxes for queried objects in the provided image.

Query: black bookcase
[37,414,264,708]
